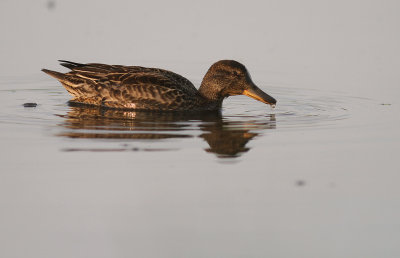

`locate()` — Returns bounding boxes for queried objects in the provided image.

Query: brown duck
[42,60,277,111]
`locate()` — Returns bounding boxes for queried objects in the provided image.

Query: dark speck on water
[46,0,55,10]
[23,102,37,108]
[295,180,306,187]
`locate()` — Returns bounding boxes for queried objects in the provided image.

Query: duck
[42,60,277,111]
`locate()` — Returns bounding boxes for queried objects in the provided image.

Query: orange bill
[243,85,276,106]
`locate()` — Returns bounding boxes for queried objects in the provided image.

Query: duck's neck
[198,80,222,102]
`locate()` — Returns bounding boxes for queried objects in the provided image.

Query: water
[0,78,351,159]
[1,73,399,258]
[1,1,400,257]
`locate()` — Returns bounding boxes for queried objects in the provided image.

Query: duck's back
[43,61,206,111]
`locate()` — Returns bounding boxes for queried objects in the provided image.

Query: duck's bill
[243,86,277,106]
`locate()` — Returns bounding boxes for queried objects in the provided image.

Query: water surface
[0,69,399,258]
[0,77,352,159]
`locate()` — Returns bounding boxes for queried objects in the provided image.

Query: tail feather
[41,69,66,80]
[58,60,85,69]
[42,61,101,102]
[42,68,85,98]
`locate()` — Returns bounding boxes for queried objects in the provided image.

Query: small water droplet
[271,104,276,109]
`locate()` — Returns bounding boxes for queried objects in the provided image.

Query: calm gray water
[1,74,399,258]
[1,1,400,258]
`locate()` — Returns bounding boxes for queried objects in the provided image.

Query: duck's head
[199,60,277,106]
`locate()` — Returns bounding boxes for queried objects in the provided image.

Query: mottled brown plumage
[42,60,276,111]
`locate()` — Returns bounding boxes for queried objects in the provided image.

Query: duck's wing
[44,61,202,109]
[58,60,198,95]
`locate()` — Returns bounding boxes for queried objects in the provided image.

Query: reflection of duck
[201,116,276,158]
[43,60,276,111]
[58,106,275,158]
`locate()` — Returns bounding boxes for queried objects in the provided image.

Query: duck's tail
[42,68,84,99]
[41,69,65,80]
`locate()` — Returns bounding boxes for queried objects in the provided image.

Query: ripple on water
[223,87,351,130]
[0,81,366,158]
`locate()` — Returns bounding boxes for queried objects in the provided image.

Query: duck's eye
[233,71,239,76]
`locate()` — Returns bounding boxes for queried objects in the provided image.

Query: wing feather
[48,61,203,110]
